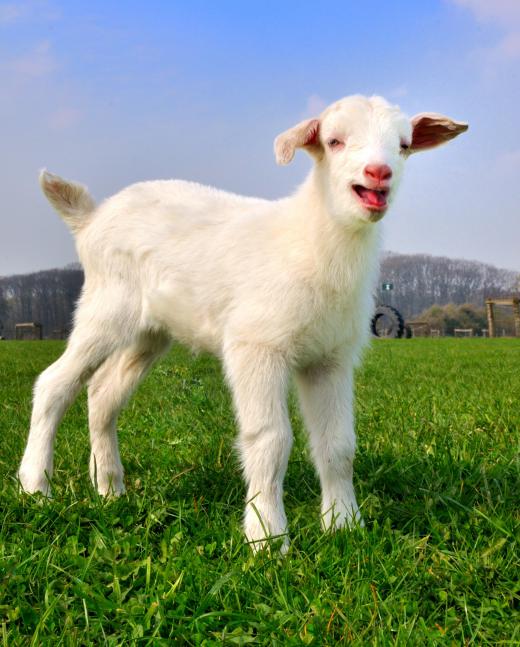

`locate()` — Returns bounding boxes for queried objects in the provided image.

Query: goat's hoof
[246,534,290,555]
[18,471,52,498]
[244,519,289,555]
[322,506,364,532]
[94,481,126,497]
[90,465,125,497]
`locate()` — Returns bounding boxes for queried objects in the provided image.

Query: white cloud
[495,148,520,171]
[0,1,60,25]
[0,3,27,23]
[452,0,520,26]
[387,84,408,100]
[303,94,328,118]
[49,107,82,130]
[451,0,520,64]
[2,40,56,79]
[493,31,520,60]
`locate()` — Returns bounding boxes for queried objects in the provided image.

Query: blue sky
[1,0,519,275]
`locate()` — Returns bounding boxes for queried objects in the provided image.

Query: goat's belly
[143,285,222,353]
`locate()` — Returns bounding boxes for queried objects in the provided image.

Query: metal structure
[485,298,520,338]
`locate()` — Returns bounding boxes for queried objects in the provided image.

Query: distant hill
[0,255,518,338]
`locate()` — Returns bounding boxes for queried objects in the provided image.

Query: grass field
[1,339,519,645]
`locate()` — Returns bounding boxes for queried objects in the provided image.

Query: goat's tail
[39,169,96,235]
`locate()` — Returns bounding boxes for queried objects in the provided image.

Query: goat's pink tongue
[358,187,386,206]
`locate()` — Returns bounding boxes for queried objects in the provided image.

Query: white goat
[18,95,467,550]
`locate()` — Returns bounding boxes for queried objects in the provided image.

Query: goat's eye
[400,141,410,151]
[328,138,343,149]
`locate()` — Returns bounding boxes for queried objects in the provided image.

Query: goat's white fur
[18,95,467,550]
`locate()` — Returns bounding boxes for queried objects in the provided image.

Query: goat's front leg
[295,354,363,530]
[224,342,292,552]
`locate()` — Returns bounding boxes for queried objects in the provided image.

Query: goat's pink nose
[364,164,393,183]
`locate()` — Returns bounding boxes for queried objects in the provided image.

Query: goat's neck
[292,170,381,293]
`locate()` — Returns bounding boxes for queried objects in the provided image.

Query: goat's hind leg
[18,324,121,496]
[87,332,170,496]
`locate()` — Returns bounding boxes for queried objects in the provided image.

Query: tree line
[0,264,83,339]
[378,253,519,320]
[0,254,518,338]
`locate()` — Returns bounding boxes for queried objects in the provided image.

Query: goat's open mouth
[352,185,389,212]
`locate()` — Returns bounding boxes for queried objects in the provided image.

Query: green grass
[1,339,519,645]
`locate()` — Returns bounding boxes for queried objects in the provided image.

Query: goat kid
[18,95,467,551]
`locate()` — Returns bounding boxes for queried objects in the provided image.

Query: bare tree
[0,268,84,338]
[380,253,518,318]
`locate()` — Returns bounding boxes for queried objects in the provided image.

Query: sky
[1,0,519,276]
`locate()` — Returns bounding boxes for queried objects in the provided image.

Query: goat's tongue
[358,186,386,207]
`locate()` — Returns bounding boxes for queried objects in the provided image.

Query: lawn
[1,339,519,645]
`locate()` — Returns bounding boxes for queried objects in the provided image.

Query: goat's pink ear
[274,118,322,165]
[409,112,468,153]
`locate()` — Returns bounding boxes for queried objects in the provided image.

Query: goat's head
[274,95,468,225]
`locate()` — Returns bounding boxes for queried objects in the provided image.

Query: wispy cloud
[49,107,82,130]
[452,0,520,26]
[387,85,408,100]
[491,31,520,60]
[1,40,56,79]
[0,2,27,23]
[0,1,60,25]
[495,148,520,171]
[302,94,328,118]
[451,0,520,66]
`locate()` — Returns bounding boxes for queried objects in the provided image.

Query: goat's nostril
[364,164,393,182]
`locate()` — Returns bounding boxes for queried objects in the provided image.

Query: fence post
[485,300,495,338]
[513,299,520,338]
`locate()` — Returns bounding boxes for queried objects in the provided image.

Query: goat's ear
[409,112,468,153]
[274,118,322,165]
